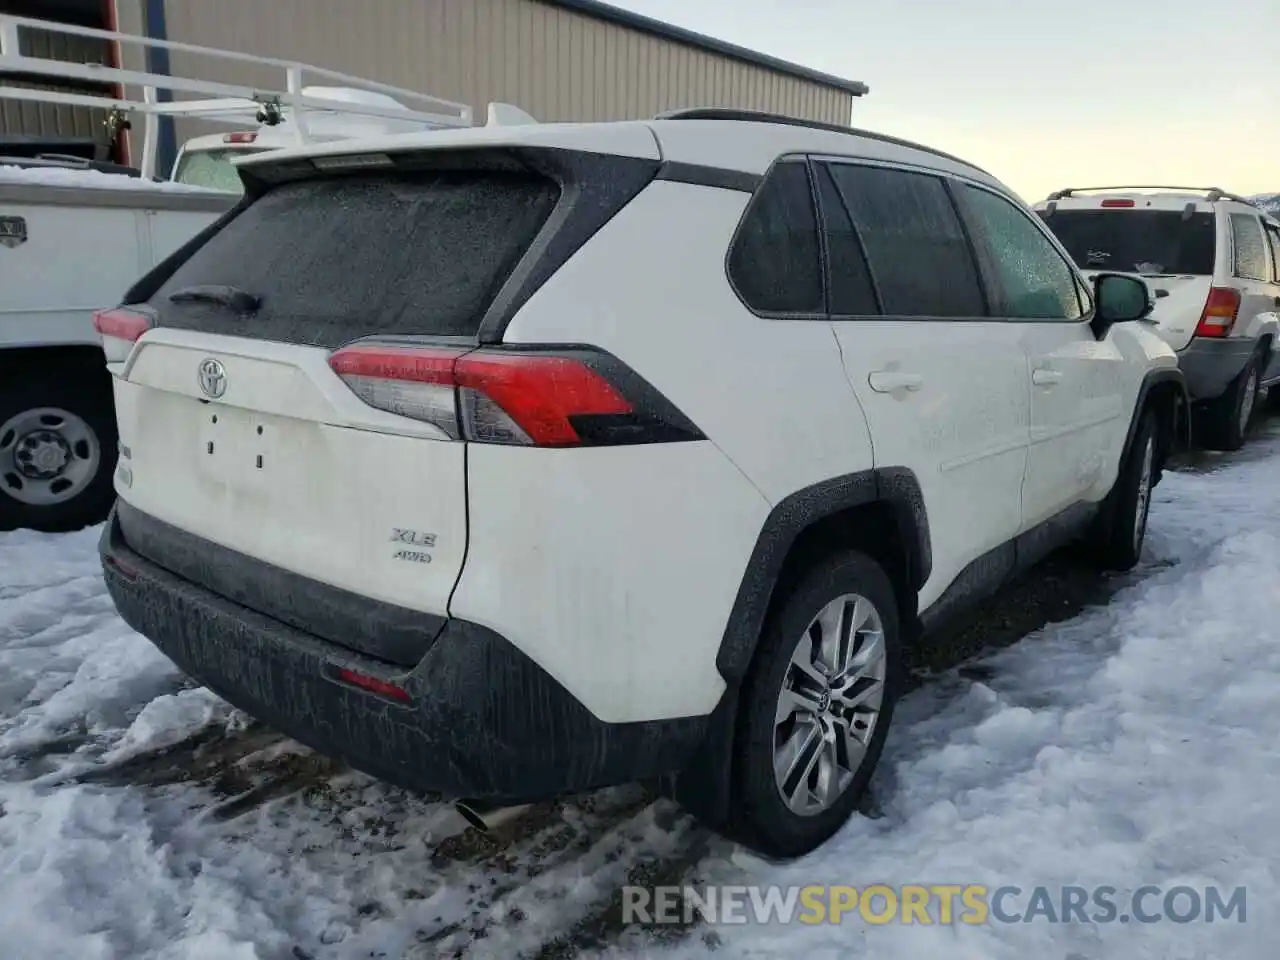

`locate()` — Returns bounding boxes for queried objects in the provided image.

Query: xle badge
[391,528,436,564]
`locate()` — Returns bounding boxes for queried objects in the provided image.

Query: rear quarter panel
[450,441,768,723]
[478,180,876,722]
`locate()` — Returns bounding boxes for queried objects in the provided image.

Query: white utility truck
[0,14,475,531]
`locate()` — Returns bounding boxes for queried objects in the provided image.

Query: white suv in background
[1036,187,1280,450]
[97,110,1187,857]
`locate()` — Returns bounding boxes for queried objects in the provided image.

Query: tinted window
[960,185,1083,320]
[1039,210,1216,276]
[813,165,878,316]
[1266,224,1280,283]
[825,164,985,317]
[728,161,823,314]
[1231,213,1268,280]
[153,170,559,347]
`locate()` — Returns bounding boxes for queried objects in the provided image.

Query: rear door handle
[868,370,923,393]
[1032,368,1063,386]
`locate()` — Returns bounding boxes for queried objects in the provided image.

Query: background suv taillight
[1195,287,1241,339]
[328,343,702,447]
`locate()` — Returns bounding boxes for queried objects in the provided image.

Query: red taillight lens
[329,344,463,436]
[93,307,152,342]
[455,352,632,446]
[1195,287,1241,338]
[328,344,636,447]
[223,131,258,144]
[332,667,411,703]
[1100,199,1136,208]
[93,307,154,362]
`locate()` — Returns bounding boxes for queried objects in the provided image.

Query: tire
[0,364,118,533]
[728,551,902,858]
[1090,408,1157,572]
[1200,351,1260,452]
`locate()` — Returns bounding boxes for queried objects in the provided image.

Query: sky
[610,0,1280,203]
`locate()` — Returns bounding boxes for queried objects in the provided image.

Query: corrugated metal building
[4,0,866,170]
[0,0,115,158]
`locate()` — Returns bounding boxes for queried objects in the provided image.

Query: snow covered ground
[2,420,1279,959]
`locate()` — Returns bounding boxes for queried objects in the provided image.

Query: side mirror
[1091,272,1153,338]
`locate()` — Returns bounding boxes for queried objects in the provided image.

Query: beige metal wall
[0,25,113,150]
[153,0,850,132]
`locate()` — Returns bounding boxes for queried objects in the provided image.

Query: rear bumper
[99,505,709,803]
[1177,337,1256,401]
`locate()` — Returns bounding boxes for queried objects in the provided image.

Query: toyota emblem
[198,358,227,399]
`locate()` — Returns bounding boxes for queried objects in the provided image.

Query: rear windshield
[171,148,266,193]
[153,170,560,347]
[1038,210,1216,276]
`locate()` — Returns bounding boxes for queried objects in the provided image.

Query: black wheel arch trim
[713,466,930,684]
[675,466,929,828]
[1126,367,1192,467]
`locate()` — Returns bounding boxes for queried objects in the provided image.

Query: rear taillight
[1100,199,1136,208]
[93,307,154,362]
[1195,287,1241,338]
[222,131,258,144]
[328,343,699,447]
[329,345,462,435]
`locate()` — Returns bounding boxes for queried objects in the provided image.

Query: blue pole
[141,0,178,177]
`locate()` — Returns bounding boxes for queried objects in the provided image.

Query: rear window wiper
[167,284,261,314]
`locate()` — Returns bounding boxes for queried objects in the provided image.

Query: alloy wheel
[773,593,887,817]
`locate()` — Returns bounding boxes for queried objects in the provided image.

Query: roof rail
[1046,185,1257,206]
[0,13,473,179]
[654,108,992,177]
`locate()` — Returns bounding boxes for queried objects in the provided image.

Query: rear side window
[813,165,879,316]
[1040,210,1216,276]
[824,163,985,318]
[728,161,823,314]
[1232,213,1270,281]
[1266,223,1280,283]
[958,185,1083,320]
[153,170,560,347]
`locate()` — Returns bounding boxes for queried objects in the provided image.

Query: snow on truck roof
[0,163,223,193]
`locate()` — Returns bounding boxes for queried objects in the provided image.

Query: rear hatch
[108,159,563,659]
[1039,203,1217,350]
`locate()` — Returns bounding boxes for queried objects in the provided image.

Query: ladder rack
[0,13,474,179]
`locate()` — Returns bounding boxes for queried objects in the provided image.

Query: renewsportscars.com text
[622,884,1247,926]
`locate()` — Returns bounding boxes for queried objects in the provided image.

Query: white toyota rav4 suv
[1035,187,1280,451]
[97,109,1187,857]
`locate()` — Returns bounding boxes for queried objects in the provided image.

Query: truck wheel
[1200,352,1260,452]
[728,551,901,858]
[1090,408,1157,572]
[0,368,118,533]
